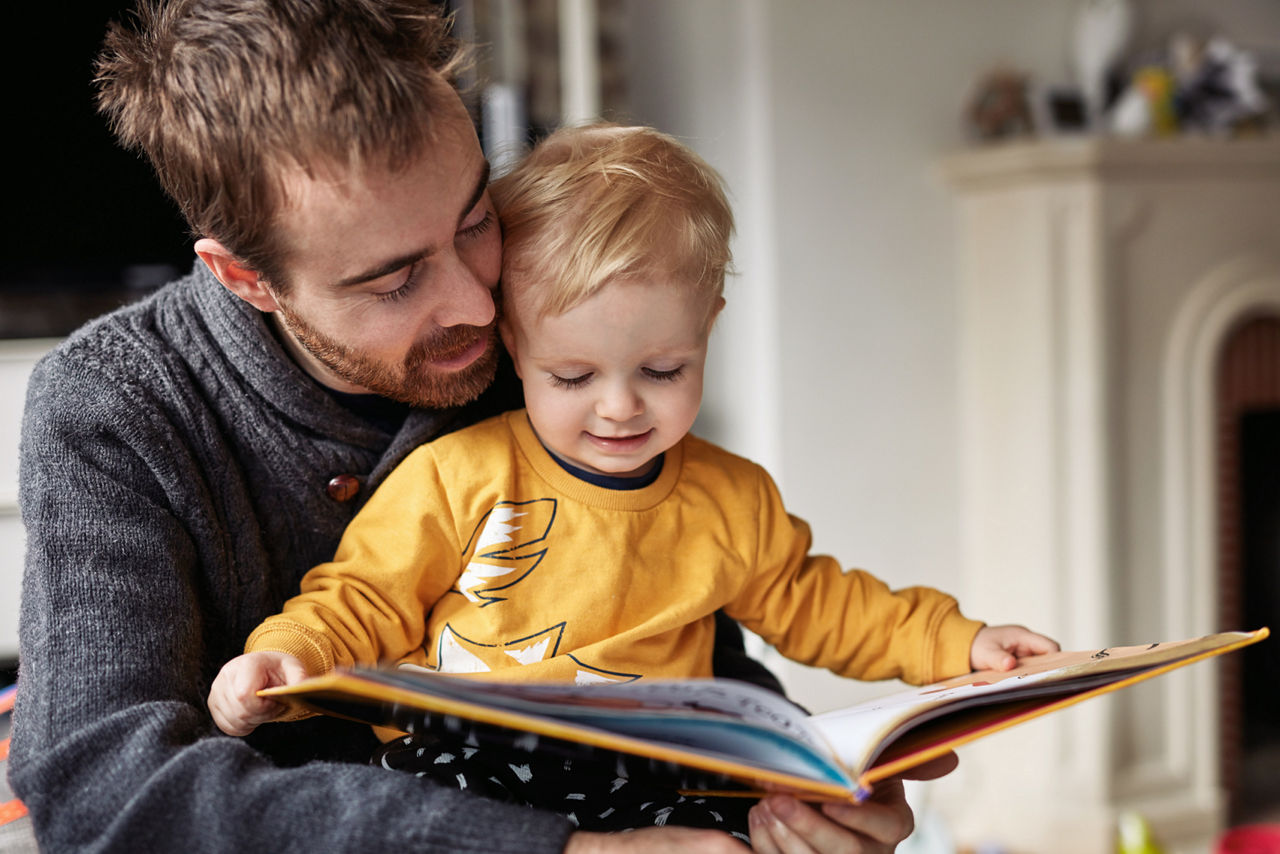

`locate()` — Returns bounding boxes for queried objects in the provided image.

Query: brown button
[326,474,360,502]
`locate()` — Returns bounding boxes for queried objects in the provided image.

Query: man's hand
[564,827,749,853]
[969,624,1060,672]
[749,753,960,854]
[207,650,309,736]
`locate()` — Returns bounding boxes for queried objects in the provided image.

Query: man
[10,1,946,851]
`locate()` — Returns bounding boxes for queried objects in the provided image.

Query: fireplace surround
[940,137,1280,853]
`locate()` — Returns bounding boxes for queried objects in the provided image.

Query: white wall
[618,0,1279,714]
[621,0,1078,712]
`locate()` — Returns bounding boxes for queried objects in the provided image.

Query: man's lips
[428,332,489,371]
[584,429,654,452]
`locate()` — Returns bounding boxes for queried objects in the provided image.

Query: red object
[326,474,360,502]
[1216,825,1280,854]
[0,798,28,826]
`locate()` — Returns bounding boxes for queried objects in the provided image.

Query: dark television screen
[5,4,193,336]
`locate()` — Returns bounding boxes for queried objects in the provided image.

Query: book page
[371,668,827,749]
[808,668,1067,771]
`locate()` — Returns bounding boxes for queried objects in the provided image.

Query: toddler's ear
[707,296,726,331]
[498,319,522,377]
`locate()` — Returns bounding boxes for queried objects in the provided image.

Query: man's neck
[268,311,371,395]
[323,386,411,433]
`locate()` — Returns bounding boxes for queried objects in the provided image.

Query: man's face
[265,93,502,408]
[501,278,715,478]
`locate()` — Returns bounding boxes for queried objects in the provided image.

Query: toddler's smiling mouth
[585,429,654,449]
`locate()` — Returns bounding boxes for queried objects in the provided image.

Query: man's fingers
[564,826,749,853]
[893,751,959,782]
[748,807,784,854]
[749,799,819,854]
[821,786,913,849]
[753,792,917,854]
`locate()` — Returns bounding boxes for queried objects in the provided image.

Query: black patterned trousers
[372,727,755,841]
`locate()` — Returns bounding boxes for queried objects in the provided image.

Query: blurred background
[2,2,1277,852]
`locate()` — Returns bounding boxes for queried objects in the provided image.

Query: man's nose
[431,251,497,328]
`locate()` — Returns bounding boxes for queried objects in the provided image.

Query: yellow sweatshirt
[248,410,982,687]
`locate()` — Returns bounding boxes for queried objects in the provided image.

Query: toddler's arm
[208,650,310,736]
[970,624,1060,672]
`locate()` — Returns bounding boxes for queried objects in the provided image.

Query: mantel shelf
[940,135,1280,189]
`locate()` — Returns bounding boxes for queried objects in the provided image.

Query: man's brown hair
[96,0,470,286]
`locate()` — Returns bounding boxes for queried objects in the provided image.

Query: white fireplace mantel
[938,137,1280,854]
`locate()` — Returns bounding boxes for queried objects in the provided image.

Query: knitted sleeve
[9,338,574,854]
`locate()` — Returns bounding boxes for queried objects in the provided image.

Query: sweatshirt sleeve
[726,467,983,686]
[246,444,462,675]
[10,348,575,854]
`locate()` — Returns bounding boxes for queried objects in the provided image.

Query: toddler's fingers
[1025,632,1061,654]
[210,694,256,737]
[975,647,1018,671]
[275,654,310,686]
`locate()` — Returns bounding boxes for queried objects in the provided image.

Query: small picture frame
[1031,85,1090,135]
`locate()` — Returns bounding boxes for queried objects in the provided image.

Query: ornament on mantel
[964,69,1035,142]
[1110,33,1274,137]
[1072,0,1133,129]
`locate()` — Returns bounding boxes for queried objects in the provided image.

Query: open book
[263,628,1268,803]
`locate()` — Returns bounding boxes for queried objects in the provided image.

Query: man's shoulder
[27,267,232,423]
[39,271,201,375]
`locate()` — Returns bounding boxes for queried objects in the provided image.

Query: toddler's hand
[970,624,1060,672]
[208,650,309,736]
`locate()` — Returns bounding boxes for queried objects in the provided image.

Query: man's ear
[498,318,522,379]
[194,238,282,313]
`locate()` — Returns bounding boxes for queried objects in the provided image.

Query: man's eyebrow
[330,160,492,290]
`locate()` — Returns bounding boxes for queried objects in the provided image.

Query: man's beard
[276,307,500,409]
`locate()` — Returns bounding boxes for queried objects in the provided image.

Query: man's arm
[10,352,577,854]
[711,610,788,696]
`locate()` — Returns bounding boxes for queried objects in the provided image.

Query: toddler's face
[501,278,717,478]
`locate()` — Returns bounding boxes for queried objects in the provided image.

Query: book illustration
[262,627,1269,803]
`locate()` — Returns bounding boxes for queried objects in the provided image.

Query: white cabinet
[0,339,58,661]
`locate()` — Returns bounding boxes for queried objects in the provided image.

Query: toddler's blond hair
[490,123,733,323]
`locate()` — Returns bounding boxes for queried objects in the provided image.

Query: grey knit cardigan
[10,265,575,852]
